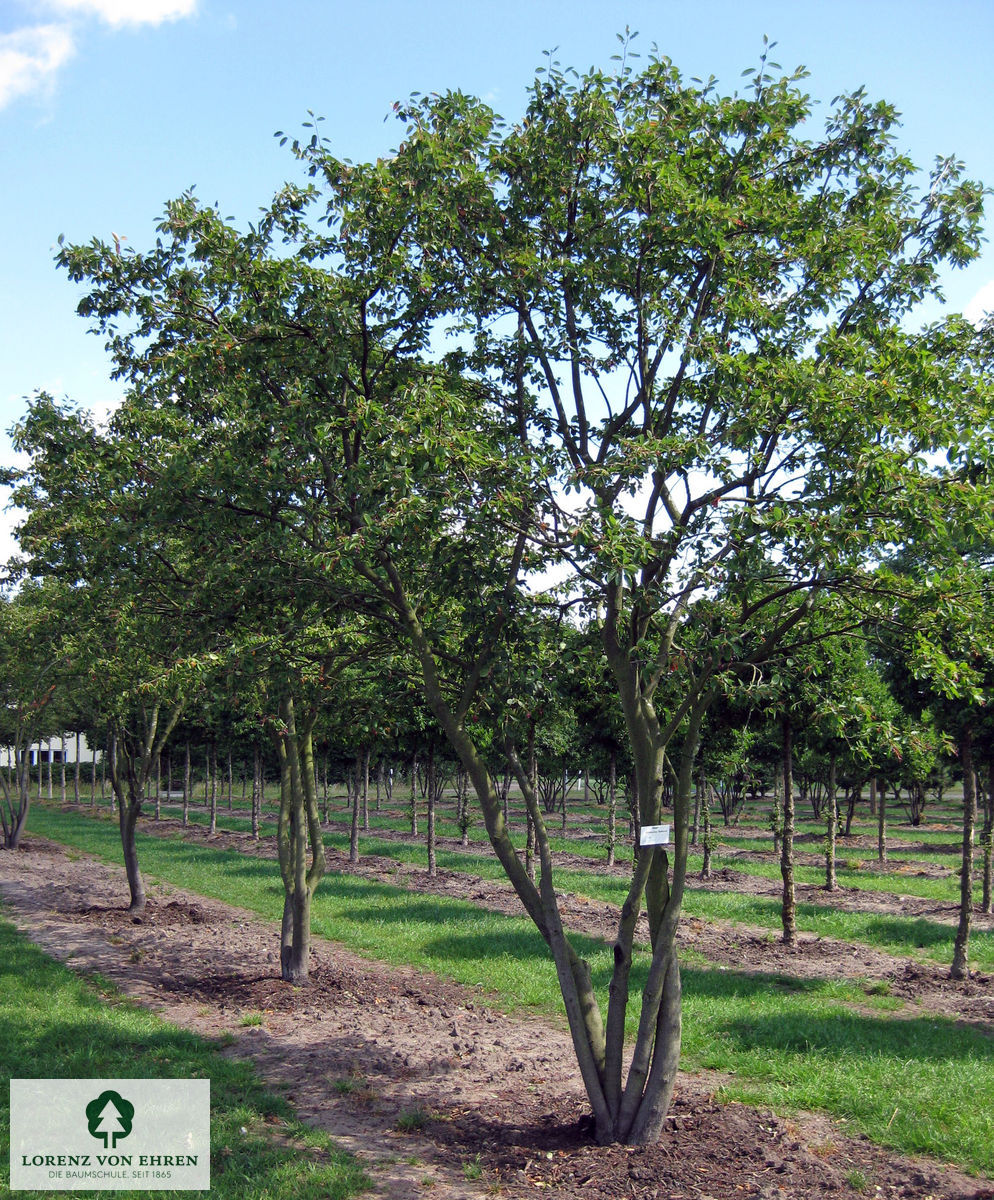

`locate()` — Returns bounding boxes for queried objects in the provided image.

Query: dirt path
[2,837,991,1200]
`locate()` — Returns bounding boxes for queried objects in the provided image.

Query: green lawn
[19,804,994,1177]
[0,912,370,1200]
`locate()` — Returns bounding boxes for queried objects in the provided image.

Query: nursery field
[3,784,994,1200]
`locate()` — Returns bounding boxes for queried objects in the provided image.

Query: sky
[2,0,994,561]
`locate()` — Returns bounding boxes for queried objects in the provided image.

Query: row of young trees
[7,39,994,1145]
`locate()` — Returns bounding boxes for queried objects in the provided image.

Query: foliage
[11,34,994,1144]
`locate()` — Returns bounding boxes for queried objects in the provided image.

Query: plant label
[639,824,671,846]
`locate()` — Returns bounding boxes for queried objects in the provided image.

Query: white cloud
[43,0,198,26]
[0,24,74,109]
[964,280,994,328]
[0,0,196,109]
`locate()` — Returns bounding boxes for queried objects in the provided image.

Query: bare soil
[1,831,992,1200]
[171,816,994,1028]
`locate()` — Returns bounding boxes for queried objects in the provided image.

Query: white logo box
[10,1079,210,1191]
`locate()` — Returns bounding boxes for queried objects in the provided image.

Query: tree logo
[85,1090,135,1149]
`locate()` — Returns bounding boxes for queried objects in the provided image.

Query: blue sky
[2,0,993,556]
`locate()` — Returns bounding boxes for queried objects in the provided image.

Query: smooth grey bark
[384,541,718,1144]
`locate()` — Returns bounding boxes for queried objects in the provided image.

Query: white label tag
[640,823,671,846]
[10,1079,210,1191]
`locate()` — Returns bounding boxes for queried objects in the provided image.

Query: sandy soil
[2,829,992,1200]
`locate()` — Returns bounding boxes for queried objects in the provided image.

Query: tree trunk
[106,736,115,812]
[349,754,361,864]
[700,788,713,881]
[361,746,370,832]
[154,753,161,820]
[119,799,146,914]
[410,750,419,835]
[607,749,617,868]
[273,695,326,983]
[877,777,887,865]
[252,744,262,840]
[182,742,191,827]
[982,754,993,915]
[397,575,714,1144]
[691,771,701,847]
[74,733,81,804]
[427,746,437,879]
[825,750,837,892]
[780,715,796,947]
[0,750,31,850]
[208,744,218,835]
[951,727,976,980]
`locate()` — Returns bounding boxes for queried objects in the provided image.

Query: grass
[22,804,994,1176]
[314,827,994,971]
[0,913,370,1200]
[395,1106,430,1133]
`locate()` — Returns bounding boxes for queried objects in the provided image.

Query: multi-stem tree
[37,41,994,1145]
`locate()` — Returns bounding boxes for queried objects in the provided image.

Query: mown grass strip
[0,913,370,1200]
[310,828,994,970]
[152,795,981,907]
[22,806,994,1176]
[45,804,994,969]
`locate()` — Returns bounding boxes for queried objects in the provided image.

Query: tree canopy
[10,38,994,1145]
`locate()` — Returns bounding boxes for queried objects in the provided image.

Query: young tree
[0,585,68,849]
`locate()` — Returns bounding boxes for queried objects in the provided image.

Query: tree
[0,584,68,849]
[10,398,222,910]
[39,39,994,1145]
[397,42,994,1139]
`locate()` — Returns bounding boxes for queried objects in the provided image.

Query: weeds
[396,1106,430,1132]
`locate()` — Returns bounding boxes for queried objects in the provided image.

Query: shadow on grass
[716,1006,994,1064]
[0,920,370,1200]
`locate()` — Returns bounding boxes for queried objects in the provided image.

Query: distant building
[15,733,102,767]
